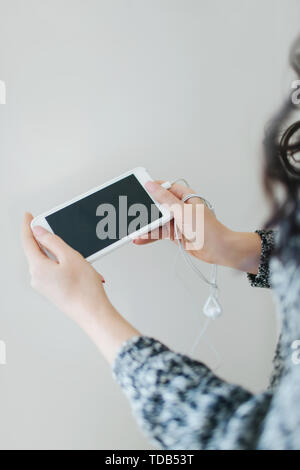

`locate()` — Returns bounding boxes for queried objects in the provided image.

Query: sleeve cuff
[247,230,275,288]
[112,336,169,385]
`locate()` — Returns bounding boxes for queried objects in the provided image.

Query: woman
[22,37,300,450]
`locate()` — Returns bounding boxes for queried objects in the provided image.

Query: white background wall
[0,0,299,450]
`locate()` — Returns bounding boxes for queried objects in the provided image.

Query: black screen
[46,174,162,258]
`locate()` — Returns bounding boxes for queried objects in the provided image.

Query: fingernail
[102,279,106,284]
[32,226,49,239]
[145,181,159,193]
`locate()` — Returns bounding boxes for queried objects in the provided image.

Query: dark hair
[263,35,300,258]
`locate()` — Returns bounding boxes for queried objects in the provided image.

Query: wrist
[202,223,234,266]
[75,294,114,331]
[221,229,261,273]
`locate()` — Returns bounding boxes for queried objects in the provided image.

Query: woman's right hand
[134,181,262,275]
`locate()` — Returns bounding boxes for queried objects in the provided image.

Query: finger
[133,222,174,245]
[31,225,105,282]
[145,181,186,236]
[22,213,48,265]
[134,227,163,245]
[133,238,156,245]
[153,180,196,201]
[145,180,185,216]
[31,225,76,263]
[133,227,161,245]
[146,181,205,242]
[169,183,196,201]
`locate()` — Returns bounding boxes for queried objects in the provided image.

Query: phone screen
[45,174,162,258]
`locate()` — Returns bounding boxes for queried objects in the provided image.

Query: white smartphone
[31,167,172,263]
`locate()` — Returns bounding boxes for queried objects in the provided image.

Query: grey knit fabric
[247,230,275,289]
[113,229,300,450]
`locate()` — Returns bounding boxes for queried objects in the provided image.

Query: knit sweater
[112,230,300,450]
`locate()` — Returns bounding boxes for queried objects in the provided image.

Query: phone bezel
[31,167,173,263]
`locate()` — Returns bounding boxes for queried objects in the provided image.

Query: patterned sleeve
[247,230,275,288]
[113,336,272,450]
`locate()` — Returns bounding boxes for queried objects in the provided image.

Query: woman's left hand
[22,213,108,327]
[22,213,140,364]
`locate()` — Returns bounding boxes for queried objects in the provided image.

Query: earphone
[161,179,223,320]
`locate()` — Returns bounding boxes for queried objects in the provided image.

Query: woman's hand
[22,213,140,364]
[22,213,108,325]
[134,181,262,275]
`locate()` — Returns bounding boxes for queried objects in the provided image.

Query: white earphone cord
[166,178,222,369]
[169,179,222,320]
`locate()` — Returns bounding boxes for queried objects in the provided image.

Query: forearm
[216,229,262,275]
[79,298,140,365]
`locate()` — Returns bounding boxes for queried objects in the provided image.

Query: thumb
[32,226,75,262]
[145,181,184,223]
[145,181,204,242]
